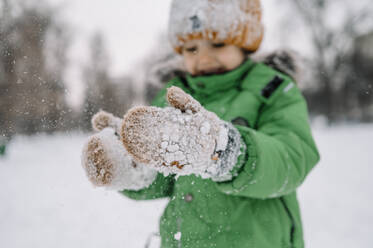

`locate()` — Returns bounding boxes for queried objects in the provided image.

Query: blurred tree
[140,33,185,104]
[285,0,373,122]
[344,32,373,122]
[81,32,135,131]
[81,32,111,130]
[0,0,71,137]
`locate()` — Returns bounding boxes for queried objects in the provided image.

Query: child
[81,0,320,247]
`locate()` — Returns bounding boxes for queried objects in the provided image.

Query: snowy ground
[0,125,372,248]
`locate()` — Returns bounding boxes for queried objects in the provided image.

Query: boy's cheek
[182,55,196,75]
[216,48,246,70]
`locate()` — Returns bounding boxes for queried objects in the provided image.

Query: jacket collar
[185,58,254,95]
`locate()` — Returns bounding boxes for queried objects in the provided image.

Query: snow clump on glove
[121,87,245,182]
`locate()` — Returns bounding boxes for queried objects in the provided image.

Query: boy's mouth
[195,67,227,76]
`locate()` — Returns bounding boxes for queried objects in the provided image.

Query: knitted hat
[168,0,264,54]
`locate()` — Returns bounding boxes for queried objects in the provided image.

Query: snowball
[200,121,211,135]
[174,232,182,241]
[161,141,169,149]
[167,144,179,152]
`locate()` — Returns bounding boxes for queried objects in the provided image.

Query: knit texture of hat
[168,0,264,54]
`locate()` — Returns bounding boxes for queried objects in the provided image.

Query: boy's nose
[197,53,220,73]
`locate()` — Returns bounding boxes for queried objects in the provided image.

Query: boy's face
[182,39,246,76]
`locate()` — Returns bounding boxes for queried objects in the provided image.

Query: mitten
[81,111,157,190]
[121,87,245,182]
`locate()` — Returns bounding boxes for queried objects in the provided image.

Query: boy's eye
[185,46,197,54]
[212,42,226,48]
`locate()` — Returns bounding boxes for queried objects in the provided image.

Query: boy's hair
[168,0,264,54]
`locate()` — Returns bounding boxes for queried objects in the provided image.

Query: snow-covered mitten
[81,111,157,190]
[121,87,245,182]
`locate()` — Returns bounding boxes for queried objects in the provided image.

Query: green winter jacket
[121,59,320,248]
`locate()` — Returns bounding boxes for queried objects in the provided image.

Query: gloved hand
[121,86,244,182]
[81,111,157,190]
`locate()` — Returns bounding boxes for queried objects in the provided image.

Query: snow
[298,124,373,247]
[173,231,181,241]
[200,121,211,135]
[0,133,166,248]
[1,125,373,247]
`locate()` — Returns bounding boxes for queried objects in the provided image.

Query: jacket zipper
[280,197,295,246]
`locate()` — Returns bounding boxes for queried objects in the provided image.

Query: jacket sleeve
[120,81,182,200]
[120,173,174,200]
[216,72,320,199]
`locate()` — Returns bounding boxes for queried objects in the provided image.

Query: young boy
[82,0,320,247]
